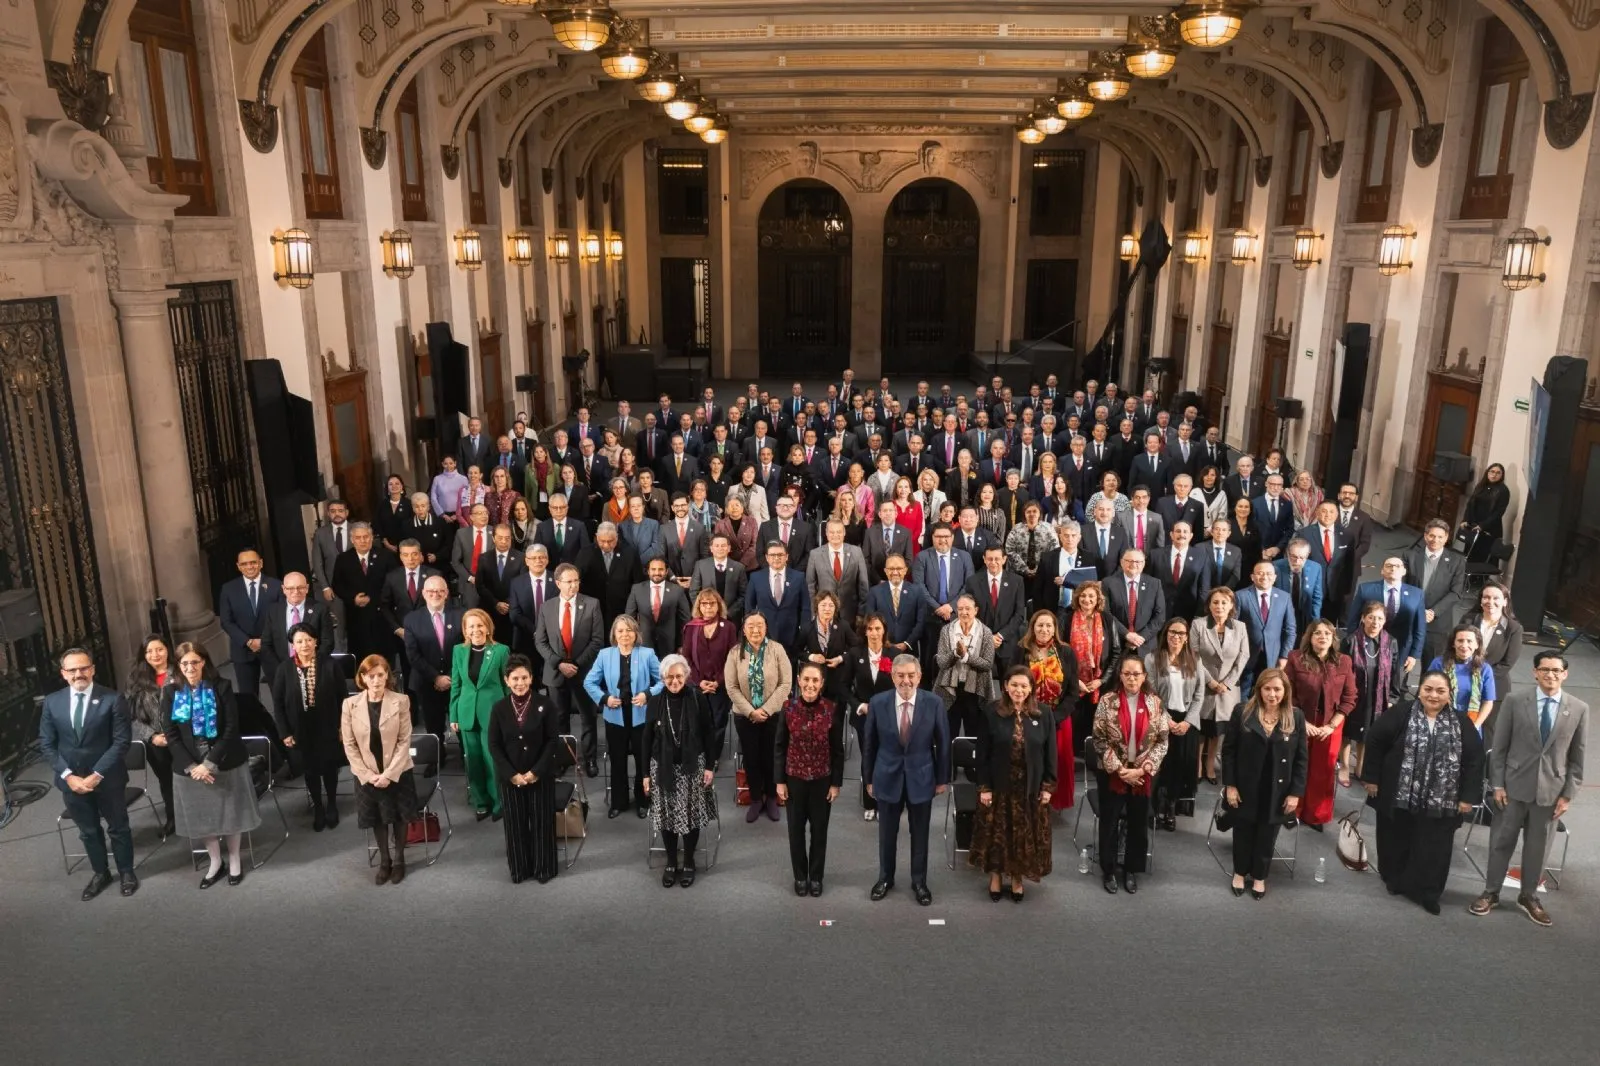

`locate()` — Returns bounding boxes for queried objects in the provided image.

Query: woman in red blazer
[1283,619,1356,829]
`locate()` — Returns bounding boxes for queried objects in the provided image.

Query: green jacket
[448,642,507,731]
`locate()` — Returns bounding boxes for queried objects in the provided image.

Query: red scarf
[1111,690,1153,795]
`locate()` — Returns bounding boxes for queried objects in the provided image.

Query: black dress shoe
[120,871,140,897]
[662,866,678,888]
[1230,883,1246,897]
[1306,821,1324,833]
[989,888,1004,902]
[794,879,809,897]
[809,880,822,897]
[1010,886,1024,903]
[1251,886,1267,900]
[162,820,176,838]
[199,868,226,890]
[325,804,339,828]
[913,883,932,906]
[678,866,697,888]
[1102,874,1119,894]
[81,871,113,901]
[475,810,490,822]
[227,870,245,887]
[312,809,327,832]
[1121,872,1139,894]
[585,759,600,778]
[607,807,624,819]
[636,804,648,819]
[870,880,893,901]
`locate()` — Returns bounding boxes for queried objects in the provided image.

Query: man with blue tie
[1348,556,1428,673]
[218,548,280,697]
[864,654,950,905]
[1470,653,1587,926]
[39,648,138,900]
[1239,560,1296,694]
[1251,474,1295,562]
[913,524,972,677]
[1205,518,1244,591]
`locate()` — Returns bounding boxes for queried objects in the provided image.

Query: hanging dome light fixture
[1126,44,1178,79]
[1034,111,1068,135]
[540,3,614,53]
[684,111,717,134]
[1016,121,1046,145]
[1176,3,1245,48]
[1086,70,1130,102]
[1057,93,1095,121]
[663,90,702,122]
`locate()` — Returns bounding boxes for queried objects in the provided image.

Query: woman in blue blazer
[618,496,665,565]
[585,615,664,817]
[449,608,507,820]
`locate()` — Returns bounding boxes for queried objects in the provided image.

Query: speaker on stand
[1274,396,1303,460]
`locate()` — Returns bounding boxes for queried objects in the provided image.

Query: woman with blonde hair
[340,655,417,885]
[1220,667,1307,898]
[454,465,488,527]
[843,463,875,528]
[584,614,664,819]
[449,607,505,821]
[484,464,523,527]
[830,487,868,547]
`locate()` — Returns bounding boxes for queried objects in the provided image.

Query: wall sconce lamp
[1119,233,1139,262]
[1501,227,1549,291]
[1377,224,1415,277]
[506,231,535,267]
[379,229,414,280]
[453,229,484,271]
[1230,229,1257,265]
[1180,231,1207,263]
[605,233,625,261]
[271,227,314,289]
[1291,227,1322,270]
[579,233,603,264]
[549,234,572,264]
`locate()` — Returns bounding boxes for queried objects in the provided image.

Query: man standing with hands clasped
[863,655,950,906]
[1469,652,1587,926]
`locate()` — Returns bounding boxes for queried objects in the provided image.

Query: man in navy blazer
[1274,539,1325,636]
[863,654,950,905]
[218,547,281,697]
[1347,556,1429,672]
[39,648,137,899]
[1251,474,1295,561]
[535,494,591,566]
[744,540,812,649]
[1238,560,1297,692]
[1297,501,1354,621]
[508,544,560,660]
[867,553,933,656]
[402,575,463,757]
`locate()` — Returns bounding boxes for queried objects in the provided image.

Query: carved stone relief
[360,127,387,169]
[1320,140,1344,179]
[440,144,460,179]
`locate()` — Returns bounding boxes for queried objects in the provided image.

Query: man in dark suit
[1103,549,1167,654]
[636,414,668,469]
[894,434,940,480]
[1154,475,1206,535]
[689,534,749,624]
[1332,483,1377,618]
[951,508,997,570]
[456,416,493,475]
[487,435,526,488]
[1061,436,1098,510]
[862,500,915,585]
[1239,561,1297,692]
[912,522,973,646]
[332,523,395,664]
[535,563,606,774]
[574,437,611,492]
[578,523,643,630]
[1402,520,1467,666]
[745,540,813,649]
[403,576,462,757]
[1165,423,1203,480]
[1251,474,1295,562]
[1125,434,1172,497]
[508,544,559,664]
[977,437,1011,491]
[1298,501,1355,622]
[742,418,779,467]
[535,493,590,567]
[1150,521,1212,623]
[475,525,526,645]
[261,572,334,688]
[1082,499,1130,578]
[379,540,438,646]
[863,654,950,905]
[1274,539,1325,636]
[1202,518,1245,592]
[661,495,709,587]
[627,558,692,657]
[758,494,813,559]
[567,407,601,448]
[965,545,1028,668]
[218,547,280,698]
[1224,454,1265,507]
[39,648,137,899]
[656,434,700,497]
[865,554,931,655]
[1198,427,1227,474]
[1348,556,1428,672]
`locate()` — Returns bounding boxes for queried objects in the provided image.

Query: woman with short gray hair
[643,654,718,887]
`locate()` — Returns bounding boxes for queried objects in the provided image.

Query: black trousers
[1094,773,1150,875]
[231,658,262,699]
[1231,818,1283,881]
[785,777,834,881]
[735,714,779,802]
[706,688,732,763]
[61,777,134,875]
[294,759,340,812]
[550,679,598,764]
[947,691,983,740]
[605,721,646,810]
[850,714,877,811]
[501,778,557,883]
[145,740,175,823]
[876,795,932,885]
[1377,809,1456,906]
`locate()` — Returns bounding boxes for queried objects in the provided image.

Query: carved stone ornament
[498,157,514,188]
[440,145,460,180]
[239,100,280,153]
[1166,178,1178,203]
[601,180,611,204]
[541,166,554,194]
[1203,168,1218,195]
[1134,184,1145,208]
[574,175,585,201]
[740,147,793,198]
[946,149,1000,197]
[0,100,28,230]
[1254,155,1273,187]
[360,127,387,170]
[1411,123,1444,167]
[1545,92,1594,150]
[1320,140,1344,179]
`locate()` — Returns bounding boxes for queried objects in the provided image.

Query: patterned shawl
[1394,704,1464,818]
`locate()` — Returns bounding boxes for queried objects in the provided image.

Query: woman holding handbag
[449,608,505,822]
[1285,620,1357,830]
[1220,668,1307,899]
[1020,610,1077,812]
[643,655,719,888]
[971,667,1057,902]
[1092,655,1170,895]
[488,654,563,885]
[339,655,418,885]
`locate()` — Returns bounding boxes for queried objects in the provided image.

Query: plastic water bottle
[1078,847,1091,874]
[1315,856,1327,884]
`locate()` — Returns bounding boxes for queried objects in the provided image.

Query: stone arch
[499,74,605,157]
[1168,79,1270,157]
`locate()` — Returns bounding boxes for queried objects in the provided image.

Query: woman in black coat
[1221,667,1308,899]
[270,623,350,831]
[164,643,260,886]
[972,666,1057,901]
[843,613,897,821]
[488,654,565,884]
[1458,579,1522,730]
[798,592,858,707]
[1458,463,1509,552]
[642,656,720,888]
[1361,670,1485,915]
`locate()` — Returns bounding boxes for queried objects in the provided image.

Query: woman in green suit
[450,608,505,820]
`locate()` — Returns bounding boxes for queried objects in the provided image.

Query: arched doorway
[881,178,979,377]
[758,180,852,375]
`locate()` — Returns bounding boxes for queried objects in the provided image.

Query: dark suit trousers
[605,720,646,810]
[877,795,932,885]
[850,714,877,811]
[412,685,451,746]
[231,659,262,700]
[62,777,133,875]
[1377,809,1456,906]
[146,740,175,820]
[550,679,598,763]
[735,714,779,802]
[947,692,983,740]
[706,688,732,763]
[1094,772,1150,874]
[786,776,834,881]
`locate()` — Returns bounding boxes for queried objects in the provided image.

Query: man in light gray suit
[310,499,352,650]
[805,519,869,624]
[450,503,494,609]
[1470,651,1587,926]
[688,532,748,623]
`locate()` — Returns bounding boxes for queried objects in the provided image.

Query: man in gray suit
[625,558,692,657]
[310,499,352,650]
[661,495,708,587]
[688,533,748,623]
[38,648,137,899]
[1401,519,1466,667]
[1116,487,1166,555]
[805,519,869,624]
[450,503,494,609]
[534,563,606,775]
[1470,652,1587,926]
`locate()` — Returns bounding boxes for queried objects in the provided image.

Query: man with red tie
[1296,501,1352,623]
[451,503,494,609]
[534,564,605,776]
[863,654,950,906]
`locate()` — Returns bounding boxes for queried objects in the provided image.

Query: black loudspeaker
[514,374,536,392]
[1511,356,1586,629]
[1431,450,1473,484]
[426,321,470,459]
[1324,322,1371,492]
[244,359,317,579]
[1275,397,1304,420]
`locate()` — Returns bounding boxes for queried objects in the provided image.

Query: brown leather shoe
[375,864,392,886]
[389,861,406,886]
[1517,894,1552,926]
[1467,893,1498,916]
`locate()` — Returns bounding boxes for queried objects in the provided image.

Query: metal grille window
[658,149,710,235]
[1029,149,1085,236]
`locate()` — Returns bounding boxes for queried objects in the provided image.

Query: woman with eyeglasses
[1146,618,1207,831]
[643,654,719,888]
[1092,655,1170,895]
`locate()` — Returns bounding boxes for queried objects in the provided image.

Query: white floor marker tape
[928,919,945,925]
[819,920,834,926]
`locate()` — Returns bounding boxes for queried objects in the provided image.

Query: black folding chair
[403,733,453,866]
[942,736,980,869]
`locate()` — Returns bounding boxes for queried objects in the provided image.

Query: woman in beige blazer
[1191,586,1248,785]
[340,655,418,885]
[725,612,793,822]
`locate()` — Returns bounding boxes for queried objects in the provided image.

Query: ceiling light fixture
[663,93,701,121]
[541,3,613,52]
[1176,3,1245,48]
[1126,45,1178,79]
[1057,94,1094,121]
[1086,70,1130,102]
[637,65,679,103]
[1016,122,1046,145]
[1034,111,1067,135]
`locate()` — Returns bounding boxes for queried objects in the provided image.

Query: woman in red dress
[1283,619,1356,830]
[1022,610,1078,810]
[890,476,923,559]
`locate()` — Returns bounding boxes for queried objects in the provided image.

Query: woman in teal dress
[450,607,506,820]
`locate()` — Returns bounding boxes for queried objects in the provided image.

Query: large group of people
[41,370,1584,924]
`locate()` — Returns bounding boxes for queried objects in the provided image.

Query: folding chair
[1463,801,1572,891]
[942,737,979,869]
[646,785,722,871]
[1461,752,1497,880]
[57,739,167,875]
[557,735,589,868]
[187,736,291,871]
[402,733,453,866]
[1072,781,1157,873]
[1204,792,1298,878]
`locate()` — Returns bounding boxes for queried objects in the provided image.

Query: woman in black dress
[1220,667,1307,899]
[377,475,410,551]
[1341,598,1404,784]
[1227,495,1262,581]
[972,666,1056,901]
[780,444,816,508]
[799,591,857,706]
[488,654,564,884]
[643,655,719,888]
[701,457,731,511]
[1458,462,1509,557]
[1459,579,1523,730]
[124,634,177,836]
[270,623,349,831]
[340,655,419,884]
[843,613,897,821]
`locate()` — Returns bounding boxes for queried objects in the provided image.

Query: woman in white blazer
[1145,621,1210,831]
[339,655,418,885]
[1190,585,1248,785]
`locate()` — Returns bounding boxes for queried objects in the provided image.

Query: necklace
[510,690,533,723]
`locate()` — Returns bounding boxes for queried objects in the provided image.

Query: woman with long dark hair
[1459,579,1523,726]
[1429,624,1497,734]
[1092,655,1170,895]
[1228,496,1263,578]
[1020,609,1078,812]
[1221,667,1307,899]
[164,643,260,887]
[525,444,556,517]
[270,622,349,831]
[124,634,177,836]
[1458,462,1510,551]
[1147,618,1207,831]
[1342,600,1403,784]
[844,614,896,821]
[1065,580,1117,755]
[1284,620,1356,831]
[1193,586,1248,785]
[971,666,1057,901]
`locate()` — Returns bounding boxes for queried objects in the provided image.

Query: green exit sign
[1513,397,1530,412]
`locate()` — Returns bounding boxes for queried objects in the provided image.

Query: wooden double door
[1406,375,1480,528]
[1251,334,1291,458]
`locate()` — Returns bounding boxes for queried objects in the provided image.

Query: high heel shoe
[1230,880,1246,897]
[1251,884,1267,900]
[989,884,1003,902]
[1010,886,1024,903]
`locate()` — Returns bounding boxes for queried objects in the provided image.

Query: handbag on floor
[405,812,441,845]
[1336,809,1369,872]
[735,767,750,806]
[556,740,589,838]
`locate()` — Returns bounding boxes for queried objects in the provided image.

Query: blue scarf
[171,684,218,739]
